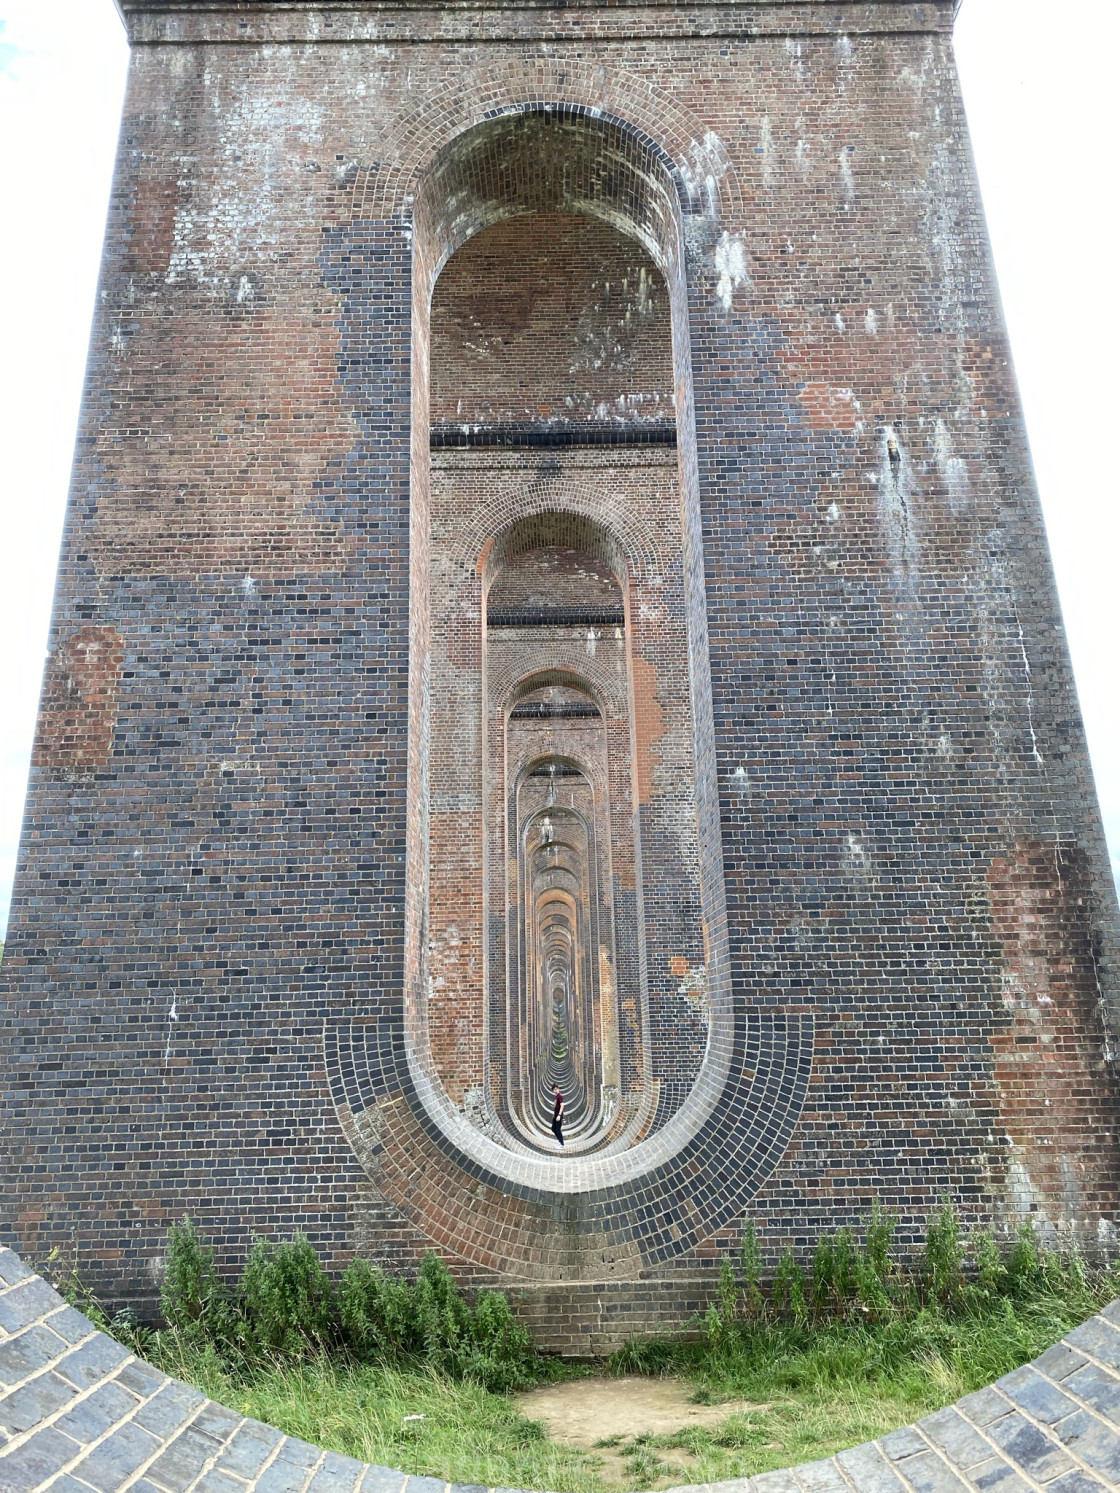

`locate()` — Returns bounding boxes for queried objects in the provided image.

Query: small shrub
[339,1257,418,1363]
[925,1201,965,1306]
[740,1220,764,1318]
[773,1249,808,1325]
[465,1287,536,1391]
[161,1217,231,1338]
[338,1252,534,1390]
[865,1202,895,1286]
[412,1251,472,1371]
[242,1233,334,1355]
[971,1227,1007,1299]
[608,1334,681,1377]
[1006,1222,1041,1294]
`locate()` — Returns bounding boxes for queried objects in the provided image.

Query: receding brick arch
[339,68,744,232]
[320,92,816,1276]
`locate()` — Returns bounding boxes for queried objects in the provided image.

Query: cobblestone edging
[2,1247,1120,1493]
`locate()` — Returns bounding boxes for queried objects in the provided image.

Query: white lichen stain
[842,834,872,884]
[758,116,775,189]
[877,426,919,577]
[676,964,708,1010]
[932,418,971,515]
[166,70,327,287]
[865,307,879,335]
[825,502,842,523]
[838,148,855,206]
[164,996,178,1064]
[730,765,751,795]
[679,131,732,220]
[714,232,750,312]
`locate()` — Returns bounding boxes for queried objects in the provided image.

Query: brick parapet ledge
[2,1246,1120,1493]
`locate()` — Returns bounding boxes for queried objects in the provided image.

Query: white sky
[0,0,1116,933]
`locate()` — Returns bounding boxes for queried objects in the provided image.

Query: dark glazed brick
[1035,1344,1089,1383]
[0,1372,78,1436]
[0,1252,36,1288]
[916,1407,992,1469]
[117,1359,169,1399]
[0,1278,69,1334]
[360,1469,407,1493]
[1067,1320,1120,1368]
[883,1450,970,1493]
[1046,1471,1112,1493]
[878,1426,928,1461]
[135,1383,208,1438]
[55,1338,131,1393]
[71,1420,164,1492]
[256,1456,320,1493]
[0,1425,83,1491]
[275,1436,324,1470]
[1066,1362,1120,1424]
[192,1471,249,1493]
[985,1412,1075,1481]
[969,1460,1033,1493]
[146,1425,226,1490]
[215,1423,285,1479]
[1052,1409,1120,1481]
[47,1308,100,1348]
[308,1454,367,1493]
[834,1443,907,1493]
[996,1366,1080,1424]
[0,1326,68,1385]
[55,1380,141,1444]
[788,1460,849,1492]
[957,1389,1012,1430]
[192,1400,243,1444]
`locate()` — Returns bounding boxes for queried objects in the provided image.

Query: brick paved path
[2,1247,1119,1493]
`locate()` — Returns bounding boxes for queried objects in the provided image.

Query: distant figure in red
[551,1084,565,1147]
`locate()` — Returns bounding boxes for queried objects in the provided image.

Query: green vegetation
[54,1207,1120,1491]
[134,1220,540,1394]
[139,1343,603,1491]
[596,1207,1120,1484]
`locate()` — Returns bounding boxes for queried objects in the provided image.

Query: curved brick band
[326,1008,814,1278]
[3,1246,1120,1493]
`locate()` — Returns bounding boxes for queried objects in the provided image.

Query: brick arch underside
[339,61,743,231]
[325,1007,812,1280]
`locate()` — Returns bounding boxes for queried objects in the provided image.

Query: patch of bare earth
[514,1376,757,1488]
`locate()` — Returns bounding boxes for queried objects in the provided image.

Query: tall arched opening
[404,105,733,1169]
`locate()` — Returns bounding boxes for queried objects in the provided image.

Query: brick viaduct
[2,0,1119,1347]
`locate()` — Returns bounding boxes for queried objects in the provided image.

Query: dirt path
[514,1376,755,1486]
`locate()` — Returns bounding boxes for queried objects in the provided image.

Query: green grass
[143,1335,606,1491]
[80,1208,1120,1490]
[135,1285,1112,1490]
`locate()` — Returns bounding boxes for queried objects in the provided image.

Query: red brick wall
[431,212,673,427]
[32,627,124,774]
[3,1,1119,1335]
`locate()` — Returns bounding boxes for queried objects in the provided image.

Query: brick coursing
[1,0,1118,1346]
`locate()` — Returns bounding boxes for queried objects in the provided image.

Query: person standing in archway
[551,1084,565,1147]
